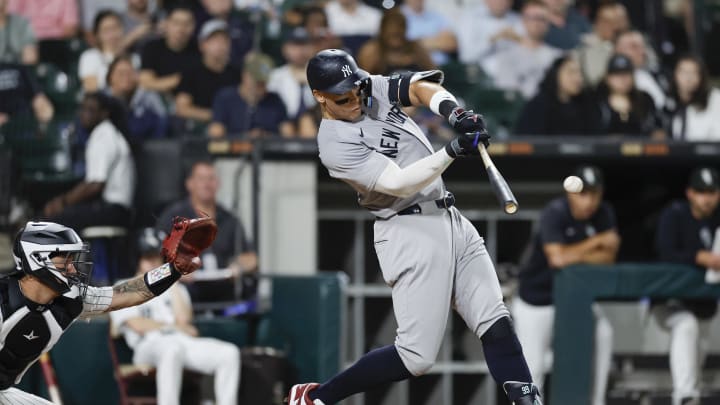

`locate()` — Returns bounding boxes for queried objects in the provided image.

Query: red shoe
[286,383,324,405]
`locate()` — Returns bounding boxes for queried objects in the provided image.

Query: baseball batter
[287,49,541,405]
[0,220,209,404]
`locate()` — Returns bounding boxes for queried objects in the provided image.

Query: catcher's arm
[107,216,217,312]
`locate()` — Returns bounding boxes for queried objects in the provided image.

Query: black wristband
[144,263,181,296]
[439,100,459,119]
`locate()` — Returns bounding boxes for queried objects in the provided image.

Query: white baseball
[563,175,583,193]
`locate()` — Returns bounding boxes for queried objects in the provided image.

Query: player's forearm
[108,276,155,311]
[374,148,454,198]
[580,247,618,265]
[63,181,104,205]
[545,238,600,268]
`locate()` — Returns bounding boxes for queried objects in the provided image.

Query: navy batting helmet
[306,49,369,94]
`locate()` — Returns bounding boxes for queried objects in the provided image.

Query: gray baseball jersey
[317,74,509,375]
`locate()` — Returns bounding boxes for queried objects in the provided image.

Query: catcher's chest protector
[0,278,82,389]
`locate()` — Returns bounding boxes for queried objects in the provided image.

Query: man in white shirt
[456,0,522,67]
[324,0,381,37]
[483,0,560,99]
[110,228,241,405]
[43,92,135,230]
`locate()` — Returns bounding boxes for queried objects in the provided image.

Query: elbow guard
[388,70,445,107]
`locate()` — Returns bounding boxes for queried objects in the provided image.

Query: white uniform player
[0,221,204,404]
[286,49,542,405]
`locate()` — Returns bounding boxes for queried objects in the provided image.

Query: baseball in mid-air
[563,175,584,193]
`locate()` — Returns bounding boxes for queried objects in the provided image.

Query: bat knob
[505,202,518,215]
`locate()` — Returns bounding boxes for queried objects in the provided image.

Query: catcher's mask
[12,221,93,298]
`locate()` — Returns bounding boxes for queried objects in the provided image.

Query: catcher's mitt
[162,215,218,274]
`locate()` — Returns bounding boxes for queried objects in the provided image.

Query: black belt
[397,192,455,216]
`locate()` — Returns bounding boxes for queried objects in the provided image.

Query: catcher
[0,216,217,403]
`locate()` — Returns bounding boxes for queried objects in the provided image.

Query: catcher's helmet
[307,49,369,94]
[12,222,92,297]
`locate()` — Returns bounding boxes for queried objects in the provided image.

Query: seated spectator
[44,92,135,229]
[574,1,629,86]
[513,165,618,404]
[542,0,591,50]
[110,228,240,405]
[515,55,600,136]
[595,54,664,138]
[156,160,258,275]
[209,52,292,138]
[484,0,560,99]
[119,0,156,53]
[0,1,37,64]
[79,10,130,92]
[457,0,521,66]
[357,8,434,75]
[7,0,78,41]
[301,4,342,53]
[139,5,198,95]
[664,55,720,141]
[106,55,167,141]
[653,167,720,405]
[174,19,240,124]
[400,0,457,66]
[0,63,53,130]
[196,0,254,69]
[266,27,316,131]
[614,29,667,109]
[324,0,381,38]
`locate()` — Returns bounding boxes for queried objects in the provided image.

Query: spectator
[0,0,37,64]
[266,27,316,130]
[106,55,167,141]
[208,52,293,138]
[157,160,258,275]
[614,29,667,109]
[357,8,434,75]
[79,10,129,92]
[574,1,629,86]
[654,167,720,405]
[513,165,619,405]
[139,5,198,95]
[110,227,241,405]
[484,0,560,99]
[400,0,457,66]
[595,54,664,137]
[324,0,381,38]
[515,55,600,136]
[301,4,342,53]
[43,92,135,229]
[197,0,254,69]
[665,55,720,141]
[0,63,53,130]
[174,19,240,124]
[119,0,156,53]
[457,0,522,66]
[7,0,78,41]
[542,0,592,50]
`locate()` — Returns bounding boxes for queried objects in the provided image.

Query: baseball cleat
[503,381,543,405]
[285,383,324,405]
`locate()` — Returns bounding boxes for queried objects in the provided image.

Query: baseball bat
[477,143,518,214]
[39,353,63,405]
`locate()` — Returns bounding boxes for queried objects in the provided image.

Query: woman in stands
[664,54,720,141]
[514,55,600,136]
[79,10,134,92]
[594,53,665,138]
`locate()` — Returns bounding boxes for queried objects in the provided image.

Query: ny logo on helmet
[341,64,352,78]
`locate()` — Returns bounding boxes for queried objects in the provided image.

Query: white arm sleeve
[374,148,454,198]
[79,286,114,318]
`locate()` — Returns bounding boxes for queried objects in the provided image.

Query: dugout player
[0,221,203,403]
[287,49,542,405]
[110,228,240,405]
[654,167,720,405]
[512,165,620,405]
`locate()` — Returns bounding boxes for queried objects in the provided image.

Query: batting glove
[448,107,489,141]
[445,131,491,158]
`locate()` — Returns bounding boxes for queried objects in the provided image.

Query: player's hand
[445,132,491,158]
[448,107,488,140]
[162,216,217,274]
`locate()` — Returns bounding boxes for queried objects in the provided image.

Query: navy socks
[480,317,533,384]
